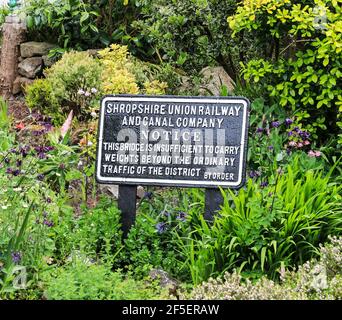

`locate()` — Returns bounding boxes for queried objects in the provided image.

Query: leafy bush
[166,156,341,284]
[42,261,166,300]
[25,46,169,125]
[228,0,342,145]
[25,51,102,124]
[0,6,9,29]
[134,0,251,77]
[99,44,168,95]
[24,0,100,49]
[184,236,342,300]
[23,0,152,57]
[70,197,123,261]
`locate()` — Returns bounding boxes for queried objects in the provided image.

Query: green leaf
[80,12,89,24]
[261,247,267,271]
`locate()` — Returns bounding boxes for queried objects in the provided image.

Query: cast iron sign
[96,95,249,189]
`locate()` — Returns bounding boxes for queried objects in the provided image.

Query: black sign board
[96,95,249,236]
[96,95,249,188]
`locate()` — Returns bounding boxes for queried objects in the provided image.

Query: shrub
[134,0,252,78]
[25,51,102,124]
[168,156,341,284]
[228,0,342,145]
[23,0,150,56]
[24,0,99,49]
[42,261,166,300]
[185,236,342,300]
[25,79,59,120]
[99,44,168,95]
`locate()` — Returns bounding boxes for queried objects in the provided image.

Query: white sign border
[96,96,249,188]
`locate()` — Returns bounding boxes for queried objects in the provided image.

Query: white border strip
[96,96,248,187]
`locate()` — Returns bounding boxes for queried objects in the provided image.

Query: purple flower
[143,192,153,200]
[271,121,280,128]
[4,157,10,164]
[6,168,13,174]
[299,131,310,140]
[260,181,268,188]
[176,211,187,222]
[12,169,21,176]
[268,145,274,151]
[19,146,30,157]
[256,127,264,133]
[285,118,293,126]
[249,170,261,178]
[11,252,21,264]
[46,197,52,203]
[16,160,22,167]
[43,219,54,227]
[163,211,171,218]
[37,174,45,181]
[288,131,293,136]
[38,152,46,159]
[32,130,44,136]
[156,222,167,234]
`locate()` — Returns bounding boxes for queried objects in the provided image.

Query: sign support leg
[118,185,137,239]
[204,189,224,221]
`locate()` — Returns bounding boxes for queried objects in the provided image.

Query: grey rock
[42,55,55,68]
[137,186,145,199]
[178,75,193,93]
[87,49,101,58]
[18,57,43,79]
[199,66,235,96]
[149,269,179,295]
[12,76,33,95]
[20,41,56,58]
[98,184,119,199]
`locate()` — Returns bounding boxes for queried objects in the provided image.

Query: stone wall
[13,41,56,94]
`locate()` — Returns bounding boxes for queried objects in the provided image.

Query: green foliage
[23,0,152,56]
[229,0,342,145]
[185,236,342,300]
[25,79,59,120]
[169,156,341,285]
[0,6,9,28]
[99,44,168,95]
[42,261,165,300]
[37,130,81,194]
[0,98,14,151]
[134,0,250,77]
[71,197,123,261]
[0,144,71,297]
[25,51,102,124]
[24,0,99,50]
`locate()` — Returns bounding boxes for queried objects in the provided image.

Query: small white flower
[77,89,85,95]
[91,111,97,118]
[87,141,93,146]
[84,91,91,97]
[1,205,8,210]
[91,88,98,94]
